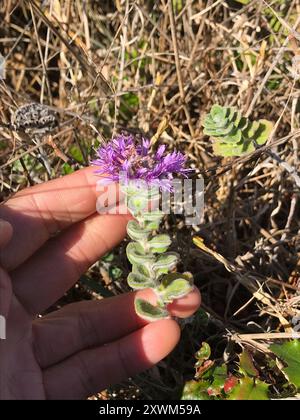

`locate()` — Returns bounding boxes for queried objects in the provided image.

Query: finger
[12,210,130,314]
[33,290,146,368]
[167,287,201,318]
[0,167,115,270]
[0,268,12,320]
[0,219,13,335]
[0,219,13,249]
[33,288,200,369]
[43,319,180,399]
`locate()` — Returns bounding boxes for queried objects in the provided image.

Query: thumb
[0,268,12,329]
[0,219,13,249]
[0,220,13,326]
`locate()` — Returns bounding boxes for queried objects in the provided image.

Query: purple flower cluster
[92,134,190,190]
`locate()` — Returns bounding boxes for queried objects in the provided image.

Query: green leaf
[144,219,161,231]
[231,110,242,127]
[120,182,142,196]
[243,120,260,139]
[207,365,228,396]
[122,183,159,200]
[222,128,242,144]
[228,377,269,400]
[212,139,253,157]
[194,342,215,379]
[148,234,171,253]
[181,380,213,400]
[239,350,258,377]
[195,341,211,364]
[126,242,155,265]
[202,104,273,157]
[211,104,227,121]
[127,195,148,215]
[172,0,183,13]
[134,298,169,322]
[142,210,164,223]
[152,252,179,274]
[123,92,139,107]
[129,264,157,289]
[205,122,235,137]
[127,220,151,241]
[270,340,300,389]
[157,272,193,302]
[255,119,274,145]
[69,145,84,163]
[62,163,74,174]
[127,272,156,289]
[132,263,153,277]
[109,266,122,280]
[119,92,139,119]
[101,252,114,262]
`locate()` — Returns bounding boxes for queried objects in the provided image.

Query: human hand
[0,168,201,399]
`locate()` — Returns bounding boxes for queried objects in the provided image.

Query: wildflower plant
[92,135,194,321]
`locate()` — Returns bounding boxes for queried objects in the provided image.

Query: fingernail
[0,315,6,340]
[0,219,13,238]
[0,219,11,230]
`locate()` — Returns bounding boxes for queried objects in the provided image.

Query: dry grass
[0,0,300,399]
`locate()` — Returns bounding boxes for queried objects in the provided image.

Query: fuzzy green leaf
[121,181,150,197]
[255,119,274,145]
[270,340,300,389]
[142,210,164,222]
[126,242,154,265]
[127,272,156,289]
[204,122,235,136]
[157,272,193,302]
[211,104,224,117]
[152,252,179,274]
[243,120,260,139]
[132,263,153,278]
[231,110,242,127]
[222,128,242,144]
[148,234,171,253]
[212,139,253,157]
[134,298,169,322]
[202,105,273,157]
[144,219,161,231]
[127,195,148,215]
[127,220,151,241]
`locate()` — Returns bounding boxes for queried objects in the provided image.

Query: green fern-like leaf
[202,104,273,157]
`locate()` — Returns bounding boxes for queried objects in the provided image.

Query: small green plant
[126,194,194,320]
[181,342,269,400]
[182,340,300,400]
[202,104,273,157]
[92,134,194,321]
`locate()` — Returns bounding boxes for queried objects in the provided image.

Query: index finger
[0,167,106,270]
